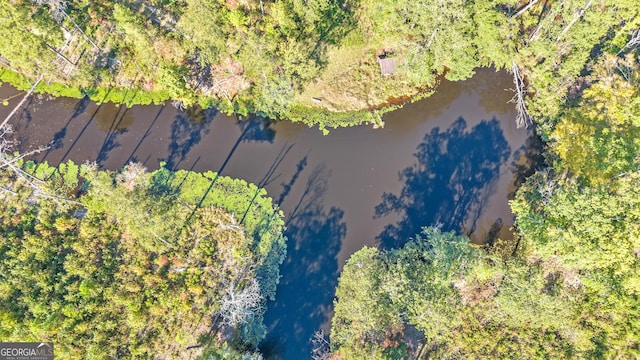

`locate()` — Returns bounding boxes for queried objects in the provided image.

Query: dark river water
[0,68,534,359]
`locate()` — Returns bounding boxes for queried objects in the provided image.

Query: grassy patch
[294,40,428,112]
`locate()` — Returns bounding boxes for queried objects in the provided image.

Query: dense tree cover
[333,229,572,358]
[0,159,286,358]
[329,50,640,359]
[1,0,637,131]
[507,50,640,357]
[513,0,640,121]
[550,54,640,184]
[2,1,640,358]
[332,219,639,358]
[510,172,640,355]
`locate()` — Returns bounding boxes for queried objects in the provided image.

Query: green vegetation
[550,54,640,184]
[332,229,580,358]
[2,0,637,132]
[0,159,286,358]
[329,36,640,360]
[3,0,640,358]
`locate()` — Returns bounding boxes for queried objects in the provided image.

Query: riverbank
[0,0,448,132]
[0,0,509,133]
[0,67,385,132]
[0,67,529,359]
[0,158,286,358]
[329,51,640,359]
[3,0,636,134]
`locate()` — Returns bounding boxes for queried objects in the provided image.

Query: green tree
[551,55,640,184]
[0,160,286,358]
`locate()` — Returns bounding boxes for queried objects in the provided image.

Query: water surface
[0,68,531,359]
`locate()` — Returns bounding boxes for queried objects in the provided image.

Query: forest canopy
[328,49,640,359]
[2,0,640,358]
[1,0,638,131]
[0,159,286,359]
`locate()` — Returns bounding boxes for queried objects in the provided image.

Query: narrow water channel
[0,68,531,359]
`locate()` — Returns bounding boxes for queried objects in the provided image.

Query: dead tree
[61,11,101,51]
[116,162,148,191]
[536,168,557,206]
[0,129,73,205]
[513,0,540,18]
[617,29,640,55]
[47,44,76,67]
[171,100,185,111]
[217,213,244,233]
[0,78,53,198]
[32,0,66,22]
[219,278,264,328]
[557,1,592,41]
[529,7,560,41]
[0,74,43,130]
[0,78,83,206]
[509,61,532,128]
[31,0,100,50]
[0,142,75,206]
[311,330,331,360]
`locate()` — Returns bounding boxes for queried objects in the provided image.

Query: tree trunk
[513,0,540,18]
[0,74,43,130]
[509,62,532,128]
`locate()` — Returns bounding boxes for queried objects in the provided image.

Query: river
[0,68,534,359]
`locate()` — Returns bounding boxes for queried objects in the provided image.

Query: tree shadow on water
[375,117,511,249]
[37,96,92,163]
[166,106,217,169]
[509,131,546,199]
[238,116,276,144]
[260,164,345,360]
[96,106,134,165]
[125,106,166,165]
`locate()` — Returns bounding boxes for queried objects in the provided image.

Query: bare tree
[556,1,593,41]
[536,168,557,206]
[1,74,43,130]
[116,162,148,191]
[529,7,561,41]
[32,0,67,22]
[171,100,185,111]
[0,122,16,155]
[217,212,244,233]
[617,29,640,55]
[0,127,80,205]
[1,74,48,168]
[31,0,100,51]
[311,330,331,360]
[219,278,264,328]
[512,0,540,18]
[508,61,532,128]
[0,77,84,206]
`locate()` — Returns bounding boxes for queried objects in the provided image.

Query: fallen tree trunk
[0,74,43,130]
[509,61,532,128]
